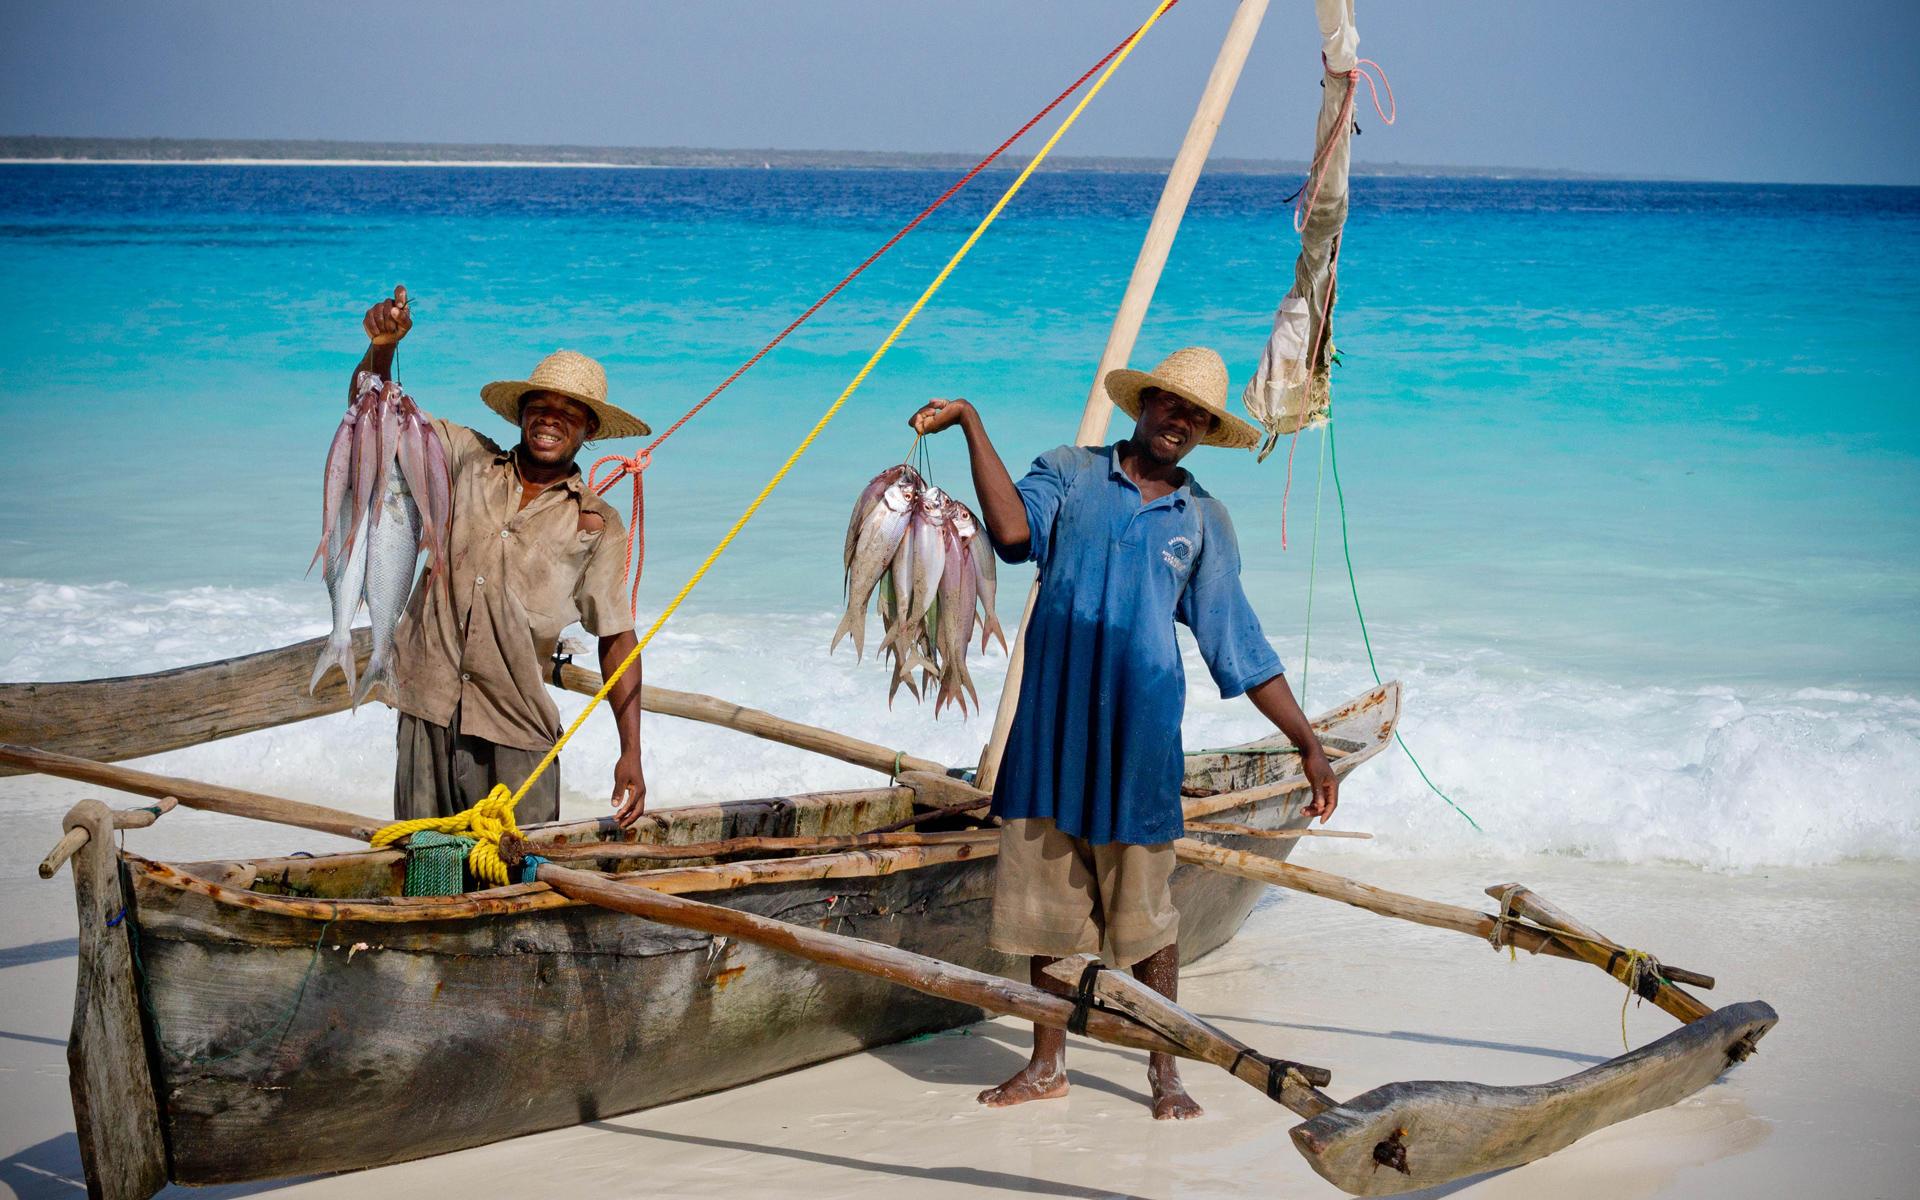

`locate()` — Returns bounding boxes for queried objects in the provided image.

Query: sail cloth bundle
[1241,0,1392,460]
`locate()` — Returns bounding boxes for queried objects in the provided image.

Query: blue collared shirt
[990,443,1285,846]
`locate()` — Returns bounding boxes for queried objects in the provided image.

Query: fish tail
[830,604,866,660]
[351,647,394,710]
[308,634,356,699]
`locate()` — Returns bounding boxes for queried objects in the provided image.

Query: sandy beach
[3,763,1914,1200]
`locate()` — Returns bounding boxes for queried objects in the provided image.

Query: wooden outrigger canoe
[8,634,1409,1197]
[11,635,1776,1199]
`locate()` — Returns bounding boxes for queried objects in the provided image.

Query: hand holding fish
[363,284,413,346]
[908,397,974,437]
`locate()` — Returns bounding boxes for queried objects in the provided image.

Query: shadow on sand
[0,1134,322,1200]
[587,1122,1154,1200]
[0,938,78,970]
[1198,1012,1611,1067]
[863,1019,1167,1108]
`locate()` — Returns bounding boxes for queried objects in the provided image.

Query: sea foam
[3,577,1915,871]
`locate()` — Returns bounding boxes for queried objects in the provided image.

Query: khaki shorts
[394,708,560,825]
[988,818,1178,969]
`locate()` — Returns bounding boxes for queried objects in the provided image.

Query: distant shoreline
[0,135,1623,180]
[0,157,673,170]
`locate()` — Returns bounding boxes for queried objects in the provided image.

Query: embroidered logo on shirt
[1161,535,1195,572]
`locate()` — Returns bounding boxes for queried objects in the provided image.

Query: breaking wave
[2,577,1916,871]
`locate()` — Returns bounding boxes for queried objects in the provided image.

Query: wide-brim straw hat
[1104,346,1263,451]
[479,350,651,441]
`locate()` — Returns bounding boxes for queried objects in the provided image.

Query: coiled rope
[371,0,1182,884]
[584,2,1183,620]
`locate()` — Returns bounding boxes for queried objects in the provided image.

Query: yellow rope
[370,0,1179,886]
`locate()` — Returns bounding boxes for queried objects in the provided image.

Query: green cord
[1327,421,1482,832]
[129,911,339,1066]
[1300,422,1329,708]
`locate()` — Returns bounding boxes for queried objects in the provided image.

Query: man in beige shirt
[356,285,649,827]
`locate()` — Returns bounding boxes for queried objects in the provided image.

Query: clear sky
[2,0,1915,185]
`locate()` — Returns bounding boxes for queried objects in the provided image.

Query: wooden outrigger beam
[540,862,1776,1197]
[1173,841,1721,1023]
[977,0,1275,792]
[0,630,946,782]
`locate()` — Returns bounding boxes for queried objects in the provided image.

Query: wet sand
[2,774,1914,1198]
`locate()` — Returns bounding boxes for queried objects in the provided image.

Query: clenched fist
[363,284,412,346]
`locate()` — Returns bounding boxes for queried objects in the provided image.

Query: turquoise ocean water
[2,163,1916,867]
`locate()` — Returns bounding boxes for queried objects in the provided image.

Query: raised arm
[907,398,1029,552]
[351,284,412,400]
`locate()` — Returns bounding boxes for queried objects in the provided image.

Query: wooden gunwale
[123,682,1397,926]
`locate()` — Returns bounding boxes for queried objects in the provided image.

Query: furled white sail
[1242,0,1367,460]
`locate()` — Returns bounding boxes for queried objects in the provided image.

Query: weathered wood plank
[64,799,167,1200]
[0,744,377,840]
[1289,1000,1778,1196]
[0,631,373,777]
[0,630,946,780]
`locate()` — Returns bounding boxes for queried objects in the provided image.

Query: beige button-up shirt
[394,420,630,752]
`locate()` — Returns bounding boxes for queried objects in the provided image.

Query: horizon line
[1,135,1913,188]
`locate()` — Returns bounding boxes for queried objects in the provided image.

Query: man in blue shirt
[909,346,1339,1120]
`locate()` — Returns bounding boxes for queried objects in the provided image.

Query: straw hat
[479,350,651,441]
[1104,347,1262,451]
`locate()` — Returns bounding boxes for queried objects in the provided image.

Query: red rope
[1292,57,1395,235]
[588,448,650,622]
[1279,430,1300,549]
[589,5,1181,617]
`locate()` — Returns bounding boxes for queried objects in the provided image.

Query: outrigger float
[8,1,1774,1195]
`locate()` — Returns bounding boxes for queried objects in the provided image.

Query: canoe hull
[131,800,1289,1182]
[96,682,1395,1188]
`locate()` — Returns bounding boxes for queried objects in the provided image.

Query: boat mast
[975,0,1273,791]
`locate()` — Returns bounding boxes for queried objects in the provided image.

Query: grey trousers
[394,709,560,825]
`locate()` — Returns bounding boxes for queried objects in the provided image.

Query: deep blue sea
[1,163,1916,867]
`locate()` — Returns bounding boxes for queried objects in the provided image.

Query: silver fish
[843,464,918,574]
[310,373,450,698]
[932,518,980,718]
[831,477,915,659]
[897,486,948,662]
[972,522,1006,652]
[310,498,369,698]
[352,469,424,709]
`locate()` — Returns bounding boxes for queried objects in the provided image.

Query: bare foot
[978,1061,1068,1107]
[1149,1066,1203,1120]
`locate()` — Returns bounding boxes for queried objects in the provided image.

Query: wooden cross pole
[975,0,1274,793]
